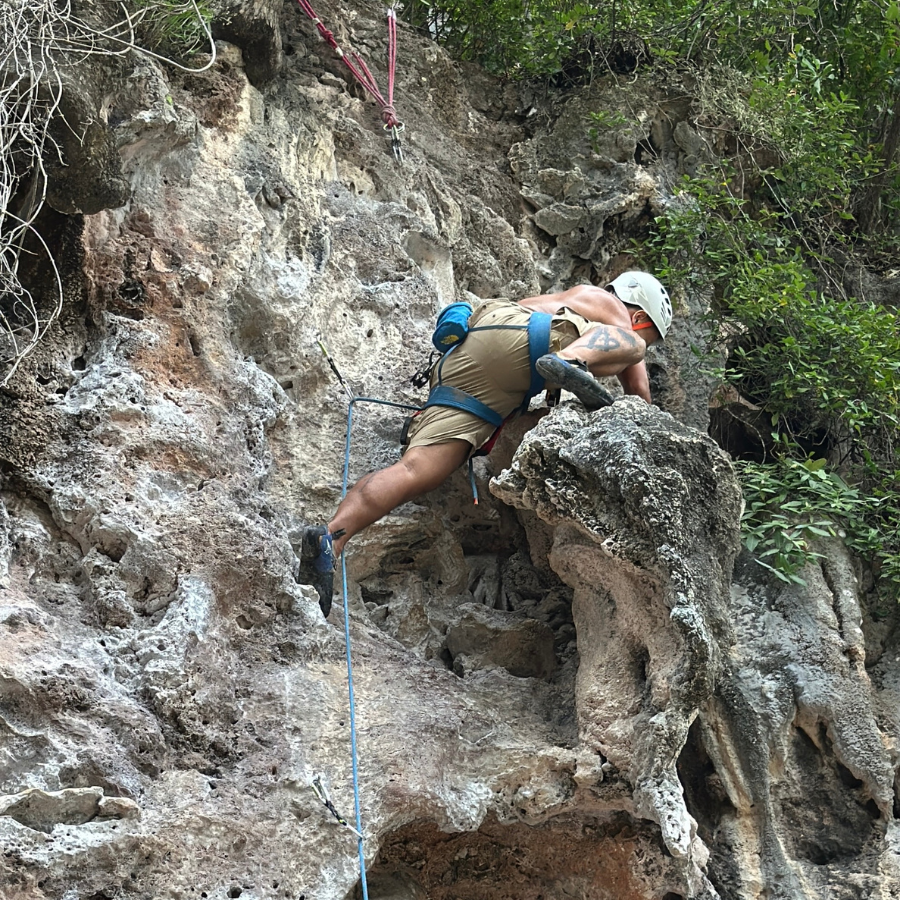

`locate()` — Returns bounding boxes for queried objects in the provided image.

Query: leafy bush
[649,64,900,591]
[652,166,900,588]
[400,0,900,592]
[738,458,900,589]
[401,0,611,78]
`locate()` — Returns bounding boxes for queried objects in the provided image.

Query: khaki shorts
[405,299,596,454]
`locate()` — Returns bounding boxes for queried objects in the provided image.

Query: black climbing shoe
[535,354,614,410]
[299,526,336,618]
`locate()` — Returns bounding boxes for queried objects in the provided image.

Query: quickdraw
[294,1,405,163]
[311,774,363,839]
[317,333,354,400]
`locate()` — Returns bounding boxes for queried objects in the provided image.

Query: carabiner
[384,122,405,164]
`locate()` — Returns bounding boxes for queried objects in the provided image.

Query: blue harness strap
[524,311,552,408]
[425,384,505,427]
[422,309,554,427]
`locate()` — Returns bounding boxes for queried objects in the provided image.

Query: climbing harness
[424,310,554,424]
[311,774,363,838]
[294,1,405,163]
[410,306,555,504]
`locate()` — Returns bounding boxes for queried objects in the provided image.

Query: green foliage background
[402,0,900,594]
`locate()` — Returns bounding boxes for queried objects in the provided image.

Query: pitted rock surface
[2,1,900,898]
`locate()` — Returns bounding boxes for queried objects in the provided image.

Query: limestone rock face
[493,399,743,895]
[704,549,900,900]
[1,2,899,899]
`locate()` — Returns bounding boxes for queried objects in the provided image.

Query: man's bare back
[518,285,632,330]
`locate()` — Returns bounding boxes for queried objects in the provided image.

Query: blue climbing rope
[339,395,424,899]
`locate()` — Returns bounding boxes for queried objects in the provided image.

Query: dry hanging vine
[0,0,215,387]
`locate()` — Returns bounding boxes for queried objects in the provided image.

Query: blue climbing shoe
[535,354,614,410]
[300,526,335,617]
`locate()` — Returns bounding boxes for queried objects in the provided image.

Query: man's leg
[302,439,471,616]
[327,439,471,556]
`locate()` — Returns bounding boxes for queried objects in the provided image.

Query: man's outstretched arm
[556,325,652,402]
[616,360,652,403]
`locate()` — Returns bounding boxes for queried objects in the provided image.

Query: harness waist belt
[424,385,504,428]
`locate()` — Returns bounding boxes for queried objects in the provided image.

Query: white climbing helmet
[608,271,673,339]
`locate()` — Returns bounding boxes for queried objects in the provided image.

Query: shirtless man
[302,272,672,614]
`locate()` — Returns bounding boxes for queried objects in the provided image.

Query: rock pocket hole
[361,585,393,608]
[96,535,127,563]
[780,722,881,863]
[837,760,863,790]
[380,551,418,571]
[634,133,660,166]
[366,815,679,898]
[677,718,735,841]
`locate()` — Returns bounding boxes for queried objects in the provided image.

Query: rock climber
[300,271,672,615]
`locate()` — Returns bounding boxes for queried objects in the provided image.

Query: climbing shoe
[299,526,336,618]
[535,354,614,410]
